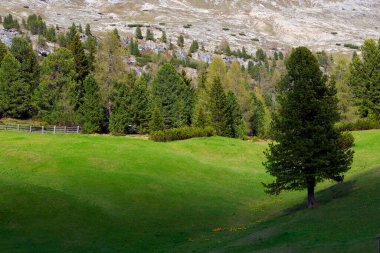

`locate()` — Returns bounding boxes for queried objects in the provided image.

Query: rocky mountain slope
[1,0,380,52]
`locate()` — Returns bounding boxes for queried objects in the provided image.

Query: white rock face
[2,0,380,52]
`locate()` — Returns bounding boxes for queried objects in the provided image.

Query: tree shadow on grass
[284,180,357,214]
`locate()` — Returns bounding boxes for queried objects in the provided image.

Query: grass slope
[0,130,379,252]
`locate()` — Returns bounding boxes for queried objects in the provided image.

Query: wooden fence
[0,123,81,134]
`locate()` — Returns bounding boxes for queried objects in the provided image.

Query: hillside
[1,1,380,52]
[0,130,379,252]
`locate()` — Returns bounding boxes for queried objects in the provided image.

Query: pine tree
[144,28,153,41]
[78,24,83,34]
[263,47,354,208]
[0,53,30,118]
[135,27,143,39]
[10,37,40,91]
[250,92,265,137]
[161,31,167,43]
[33,48,78,124]
[78,74,105,133]
[129,38,140,56]
[274,51,279,61]
[66,23,77,45]
[224,91,245,138]
[177,35,184,48]
[130,77,150,133]
[46,25,56,42]
[349,39,380,120]
[85,24,92,36]
[151,63,191,128]
[109,82,131,135]
[68,33,90,84]
[278,51,284,60]
[150,106,164,131]
[0,40,7,63]
[208,77,227,135]
[189,40,199,54]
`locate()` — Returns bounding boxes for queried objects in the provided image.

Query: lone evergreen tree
[68,33,89,84]
[263,47,354,208]
[78,74,105,133]
[177,35,184,48]
[161,31,167,43]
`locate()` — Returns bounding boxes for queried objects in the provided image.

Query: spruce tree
[0,53,30,118]
[130,77,150,133]
[208,77,227,135]
[177,35,184,48]
[250,93,265,137]
[161,31,167,43]
[152,63,190,128]
[146,29,154,41]
[263,47,354,208]
[85,24,92,36]
[135,27,143,39]
[189,40,199,54]
[150,106,164,131]
[349,39,380,120]
[10,37,40,91]
[0,40,7,63]
[78,74,105,133]
[33,48,78,124]
[224,91,245,138]
[109,82,131,135]
[68,33,90,84]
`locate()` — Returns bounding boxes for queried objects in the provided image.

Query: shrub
[344,43,359,50]
[336,119,380,131]
[150,126,215,142]
[338,132,355,149]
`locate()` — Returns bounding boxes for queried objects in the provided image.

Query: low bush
[150,126,215,142]
[338,131,355,149]
[336,119,380,132]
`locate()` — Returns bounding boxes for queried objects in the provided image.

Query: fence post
[17,124,20,131]
[77,126,80,134]
[64,126,67,134]
[29,125,32,133]
[42,126,44,134]
[54,126,56,134]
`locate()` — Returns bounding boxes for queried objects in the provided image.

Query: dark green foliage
[78,74,105,133]
[274,52,279,61]
[45,26,56,42]
[33,48,78,125]
[66,23,78,45]
[208,77,228,135]
[78,24,83,34]
[189,40,199,54]
[146,29,154,41]
[68,33,90,84]
[151,63,192,128]
[10,37,40,91]
[224,91,245,138]
[85,24,92,36]
[150,126,215,142]
[26,14,47,35]
[264,47,354,208]
[248,61,261,81]
[335,118,380,131]
[177,35,184,48]
[0,53,30,118]
[150,106,164,131]
[86,36,97,72]
[278,51,284,60]
[349,39,380,120]
[109,82,132,135]
[3,14,20,31]
[129,38,140,56]
[338,131,355,149]
[0,41,7,63]
[135,27,143,39]
[250,93,265,137]
[256,48,267,62]
[129,77,151,133]
[161,31,167,43]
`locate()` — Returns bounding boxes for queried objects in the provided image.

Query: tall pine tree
[78,74,105,133]
[0,53,30,118]
[264,47,354,208]
[208,77,227,135]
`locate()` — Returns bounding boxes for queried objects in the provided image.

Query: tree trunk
[307,185,317,208]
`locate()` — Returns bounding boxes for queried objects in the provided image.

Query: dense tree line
[0,14,378,139]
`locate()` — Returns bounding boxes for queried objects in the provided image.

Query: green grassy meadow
[0,130,379,252]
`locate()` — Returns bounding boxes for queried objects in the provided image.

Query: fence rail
[0,123,81,134]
